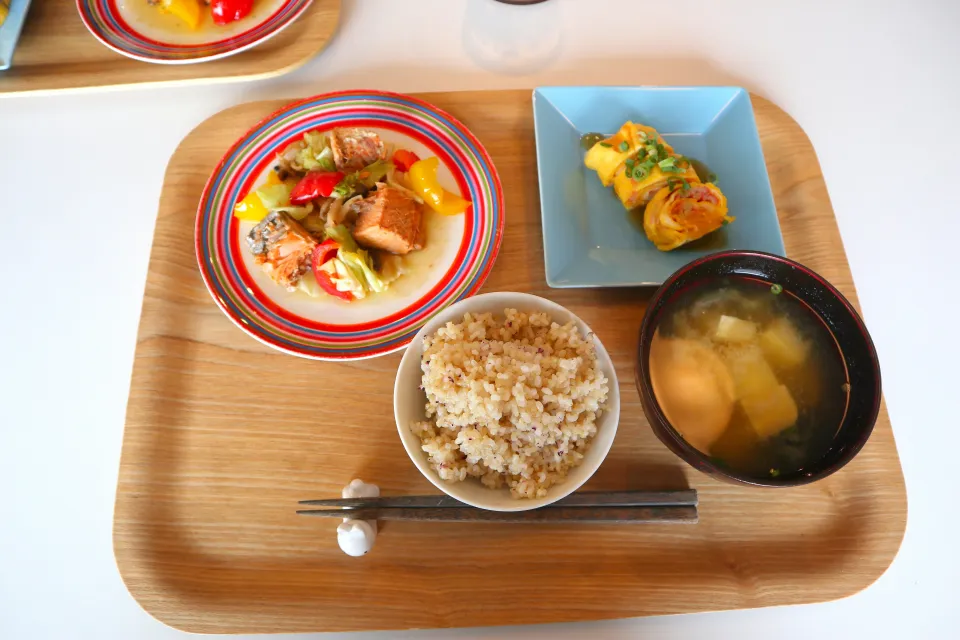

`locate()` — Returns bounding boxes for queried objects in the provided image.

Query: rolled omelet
[584,122,674,186]
[613,162,699,210]
[643,182,733,251]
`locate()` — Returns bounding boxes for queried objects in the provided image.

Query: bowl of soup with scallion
[636,251,881,487]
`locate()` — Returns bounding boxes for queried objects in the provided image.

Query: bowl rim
[394,291,621,511]
[636,249,882,488]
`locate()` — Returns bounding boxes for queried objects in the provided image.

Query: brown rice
[411,309,609,498]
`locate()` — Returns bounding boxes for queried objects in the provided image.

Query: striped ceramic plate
[195,90,505,360]
[77,0,313,64]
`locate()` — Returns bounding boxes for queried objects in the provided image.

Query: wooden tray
[114,90,907,634]
[0,0,340,97]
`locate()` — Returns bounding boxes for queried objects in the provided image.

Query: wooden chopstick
[298,489,698,509]
[297,505,698,524]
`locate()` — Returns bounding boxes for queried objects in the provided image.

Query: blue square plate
[532,86,785,287]
[0,0,33,71]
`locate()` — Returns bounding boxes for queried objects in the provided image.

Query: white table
[2,1,958,638]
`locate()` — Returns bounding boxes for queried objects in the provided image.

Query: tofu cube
[760,318,809,369]
[714,315,758,343]
[740,384,799,439]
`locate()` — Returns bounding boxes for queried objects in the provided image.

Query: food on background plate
[0,1,9,27]
[411,309,610,499]
[648,278,849,478]
[151,0,255,30]
[584,121,732,251]
[237,127,471,303]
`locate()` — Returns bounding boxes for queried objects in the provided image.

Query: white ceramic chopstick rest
[337,479,380,557]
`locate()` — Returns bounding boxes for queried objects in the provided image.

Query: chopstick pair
[297,490,698,524]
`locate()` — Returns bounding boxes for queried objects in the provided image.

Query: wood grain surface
[114,90,907,634]
[0,0,340,96]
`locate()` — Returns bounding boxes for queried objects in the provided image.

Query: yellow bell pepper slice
[160,0,202,30]
[406,157,471,216]
[264,170,286,187]
[233,191,269,222]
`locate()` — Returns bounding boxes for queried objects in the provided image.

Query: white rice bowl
[394,292,621,511]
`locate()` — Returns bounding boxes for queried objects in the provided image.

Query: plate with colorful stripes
[77,0,314,64]
[195,90,505,360]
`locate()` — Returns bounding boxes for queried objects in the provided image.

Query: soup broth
[648,277,849,478]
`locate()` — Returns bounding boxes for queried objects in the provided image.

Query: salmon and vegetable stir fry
[236,127,470,302]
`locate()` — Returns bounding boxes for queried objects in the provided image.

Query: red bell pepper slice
[391,149,421,173]
[211,0,253,25]
[315,270,354,301]
[290,170,345,205]
[311,240,354,301]
[312,239,340,269]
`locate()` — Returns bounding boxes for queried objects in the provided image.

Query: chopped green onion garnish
[619,141,629,152]
[658,157,676,169]
[632,166,648,180]
[599,142,612,148]
[770,284,783,295]
[625,158,635,169]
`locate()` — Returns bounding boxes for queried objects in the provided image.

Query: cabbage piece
[340,249,387,294]
[302,211,327,235]
[332,174,360,199]
[295,132,335,171]
[271,202,313,220]
[316,148,336,171]
[255,183,292,210]
[319,258,366,300]
[325,224,359,252]
[359,160,391,187]
[332,160,394,198]
[297,271,324,298]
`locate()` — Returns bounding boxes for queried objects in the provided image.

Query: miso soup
[648,277,849,478]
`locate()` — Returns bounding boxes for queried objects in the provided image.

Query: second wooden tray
[114,89,907,634]
[0,0,340,97]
